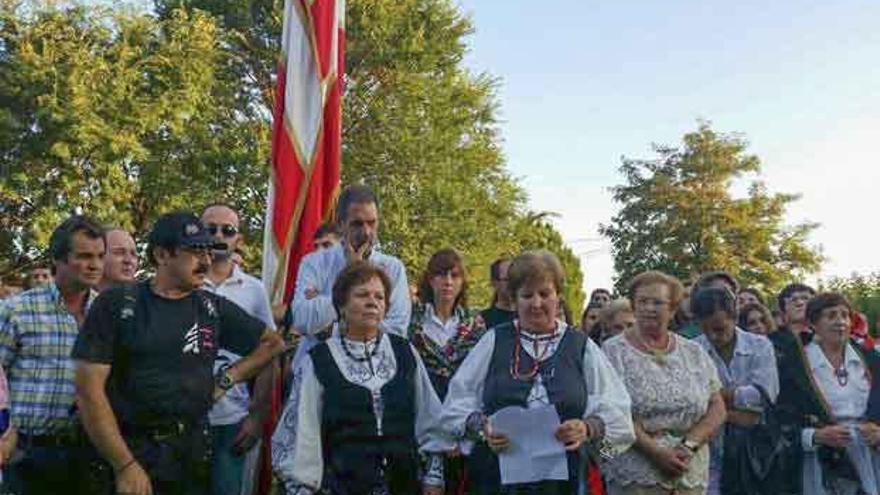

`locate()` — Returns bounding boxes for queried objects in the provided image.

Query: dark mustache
[194,265,209,274]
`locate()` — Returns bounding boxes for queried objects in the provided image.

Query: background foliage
[601,122,823,296]
[0,0,585,311]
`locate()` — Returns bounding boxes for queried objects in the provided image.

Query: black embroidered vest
[310,334,419,495]
[469,323,589,494]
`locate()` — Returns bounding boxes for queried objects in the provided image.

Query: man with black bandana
[73,212,285,495]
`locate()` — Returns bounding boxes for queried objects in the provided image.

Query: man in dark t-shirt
[73,212,284,495]
[480,257,516,329]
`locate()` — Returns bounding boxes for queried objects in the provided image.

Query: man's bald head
[102,228,138,287]
[201,204,241,259]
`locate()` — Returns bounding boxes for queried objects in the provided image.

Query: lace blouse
[602,332,722,490]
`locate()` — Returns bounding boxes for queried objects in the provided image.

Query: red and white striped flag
[257,1,344,494]
[262,0,345,306]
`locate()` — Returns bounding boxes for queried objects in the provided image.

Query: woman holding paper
[272,262,451,495]
[601,271,727,495]
[441,249,635,494]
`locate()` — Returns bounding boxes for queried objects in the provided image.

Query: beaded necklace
[339,330,382,362]
[629,328,673,365]
[510,320,559,381]
[830,348,849,387]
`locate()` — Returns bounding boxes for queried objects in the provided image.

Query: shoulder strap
[120,283,139,337]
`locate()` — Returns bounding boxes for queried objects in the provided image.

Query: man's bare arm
[75,361,134,470]
[76,361,153,494]
[217,330,285,400]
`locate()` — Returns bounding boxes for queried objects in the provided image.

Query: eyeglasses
[206,223,238,238]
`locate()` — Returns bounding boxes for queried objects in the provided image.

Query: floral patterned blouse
[408,303,487,400]
[601,332,722,490]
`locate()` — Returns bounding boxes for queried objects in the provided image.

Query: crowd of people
[0,183,878,495]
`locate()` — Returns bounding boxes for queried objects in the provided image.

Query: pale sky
[461,0,880,294]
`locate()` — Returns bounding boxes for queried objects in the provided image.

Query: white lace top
[601,332,722,489]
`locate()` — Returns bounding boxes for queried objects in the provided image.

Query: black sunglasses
[206,224,239,238]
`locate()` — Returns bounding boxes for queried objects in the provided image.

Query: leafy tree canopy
[601,122,823,295]
[0,0,585,310]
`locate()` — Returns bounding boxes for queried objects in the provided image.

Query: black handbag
[720,384,794,495]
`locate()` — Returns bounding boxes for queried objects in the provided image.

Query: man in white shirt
[201,204,276,495]
[291,184,411,341]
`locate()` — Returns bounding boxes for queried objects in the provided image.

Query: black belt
[122,421,203,441]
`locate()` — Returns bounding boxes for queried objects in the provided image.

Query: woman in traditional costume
[775,292,880,495]
[409,248,487,494]
[441,249,635,494]
[272,262,450,495]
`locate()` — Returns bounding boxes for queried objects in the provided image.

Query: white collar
[806,341,862,370]
[425,303,459,327]
[203,265,245,288]
[518,319,567,341]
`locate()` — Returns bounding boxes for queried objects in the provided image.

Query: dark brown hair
[777,282,816,312]
[418,248,468,308]
[738,287,765,306]
[331,261,393,319]
[806,292,852,324]
[49,215,105,263]
[695,270,739,294]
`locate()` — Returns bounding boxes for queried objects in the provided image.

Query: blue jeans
[210,422,245,495]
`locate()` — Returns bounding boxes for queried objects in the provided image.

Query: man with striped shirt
[0,215,105,493]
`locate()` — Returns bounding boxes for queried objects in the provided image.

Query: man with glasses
[200,204,276,495]
[24,264,53,290]
[775,283,816,337]
[73,212,284,495]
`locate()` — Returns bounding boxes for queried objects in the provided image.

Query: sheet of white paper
[489,404,569,485]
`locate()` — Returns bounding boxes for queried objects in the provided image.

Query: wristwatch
[215,367,235,391]
[681,438,700,453]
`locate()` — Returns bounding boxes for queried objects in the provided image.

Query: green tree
[0,3,263,272]
[0,0,584,310]
[600,122,823,295]
[152,0,584,307]
[513,212,585,319]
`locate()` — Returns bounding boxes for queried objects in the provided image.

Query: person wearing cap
[72,212,285,495]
